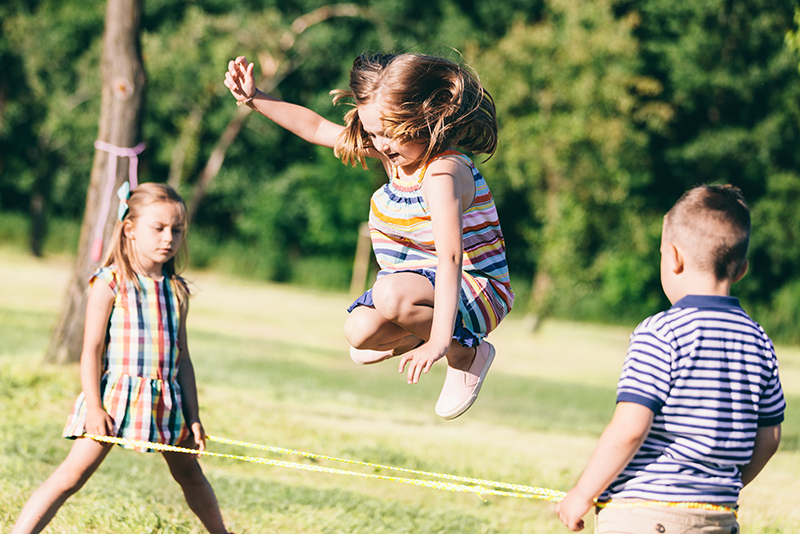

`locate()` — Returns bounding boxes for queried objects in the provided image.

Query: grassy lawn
[0,248,798,533]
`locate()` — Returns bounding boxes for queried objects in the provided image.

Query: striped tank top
[368,150,514,338]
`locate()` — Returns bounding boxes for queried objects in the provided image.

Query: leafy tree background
[2,0,800,341]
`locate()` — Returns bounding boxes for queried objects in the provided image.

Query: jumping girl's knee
[371,280,407,321]
[344,310,375,348]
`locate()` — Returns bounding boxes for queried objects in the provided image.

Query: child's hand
[398,342,447,384]
[190,421,207,456]
[224,56,257,102]
[85,406,114,437]
[554,490,593,531]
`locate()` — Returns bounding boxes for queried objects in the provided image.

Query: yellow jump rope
[85,434,737,516]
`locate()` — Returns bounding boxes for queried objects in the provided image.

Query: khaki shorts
[595,503,739,534]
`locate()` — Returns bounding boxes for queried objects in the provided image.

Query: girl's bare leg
[346,272,475,371]
[344,306,422,354]
[350,272,491,419]
[11,438,113,534]
[162,439,228,534]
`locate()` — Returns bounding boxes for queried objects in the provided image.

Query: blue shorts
[347,269,481,348]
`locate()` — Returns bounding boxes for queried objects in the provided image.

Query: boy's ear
[664,241,684,275]
[732,259,749,283]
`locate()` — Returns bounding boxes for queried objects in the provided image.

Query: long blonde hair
[332,53,498,169]
[101,182,190,304]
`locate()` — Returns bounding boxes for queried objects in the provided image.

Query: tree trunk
[349,221,373,297]
[45,0,146,364]
[523,270,553,332]
[523,174,562,332]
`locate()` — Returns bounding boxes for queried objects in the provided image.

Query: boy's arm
[555,402,654,532]
[740,424,781,487]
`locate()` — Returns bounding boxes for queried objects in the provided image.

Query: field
[0,248,798,533]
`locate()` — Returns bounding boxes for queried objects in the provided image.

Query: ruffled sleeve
[90,266,120,297]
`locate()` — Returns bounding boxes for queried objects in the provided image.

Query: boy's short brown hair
[663,184,750,281]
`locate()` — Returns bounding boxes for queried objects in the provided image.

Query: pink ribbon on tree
[90,140,146,261]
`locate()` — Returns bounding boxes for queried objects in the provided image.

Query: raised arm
[224,56,344,148]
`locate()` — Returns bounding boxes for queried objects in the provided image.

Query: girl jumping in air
[224,52,514,419]
[12,183,233,534]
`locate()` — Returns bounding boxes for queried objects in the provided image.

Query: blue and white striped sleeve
[758,343,786,427]
[616,316,674,413]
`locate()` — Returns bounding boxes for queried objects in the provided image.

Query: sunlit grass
[0,249,797,533]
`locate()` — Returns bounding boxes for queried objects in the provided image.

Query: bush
[754,279,800,345]
[0,212,79,257]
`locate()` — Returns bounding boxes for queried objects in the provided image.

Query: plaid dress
[63,266,189,452]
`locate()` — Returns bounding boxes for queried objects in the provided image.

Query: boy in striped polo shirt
[556,185,785,533]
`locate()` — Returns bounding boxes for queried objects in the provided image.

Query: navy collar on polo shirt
[671,294,741,310]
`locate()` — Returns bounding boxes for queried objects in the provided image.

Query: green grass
[0,248,798,533]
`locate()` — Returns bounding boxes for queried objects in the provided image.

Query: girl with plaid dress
[12,183,233,534]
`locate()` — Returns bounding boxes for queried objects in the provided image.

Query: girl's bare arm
[224,56,344,148]
[80,281,116,436]
[399,158,474,383]
[175,300,207,451]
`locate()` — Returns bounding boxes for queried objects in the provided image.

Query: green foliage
[0,0,104,218]
[138,2,398,283]
[746,171,800,342]
[789,9,800,71]
[631,0,800,335]
[474,0,670,321]
[2,0,800,338]
[757,279,800,346]
[0,213,80,256]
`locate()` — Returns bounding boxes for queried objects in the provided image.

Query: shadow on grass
[189,328,800,449]
[209,472,500,534]
[189,329,618,437]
